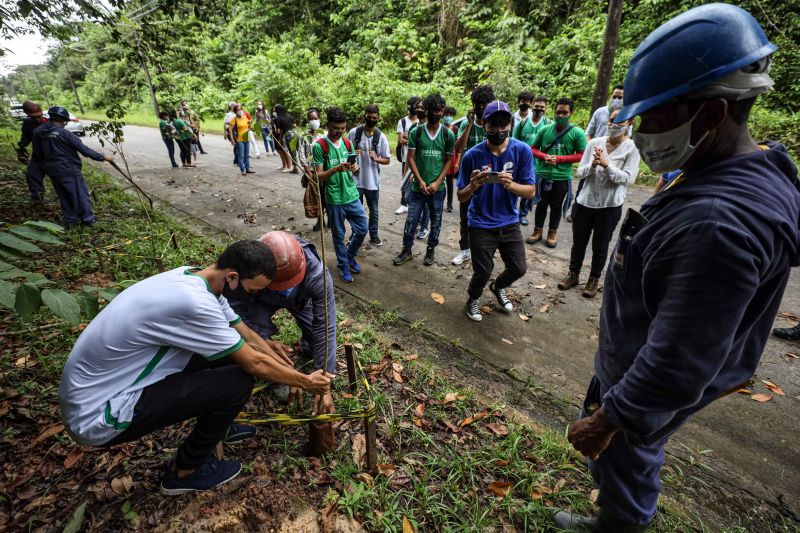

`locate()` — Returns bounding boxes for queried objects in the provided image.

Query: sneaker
[519,217,529,226]
[416,228,429,240]
[246,170,255,174]
[558,271,580,291]
[423,247,435,266]
[446,205,454,213]
[393,248,413,266]
[340,266,353,283]
[240,172,246,176]
[171,163,179,168]
[581,277,599,298]
[490,282,513,312]
[223,424,258,444]
[281,169,292,174]
[395,205,408,214]
[774,324,800,340]
[370,237,383,246]
[465,298,482,322]
[312,220,321,232]
[451,249,471,266]
[160,456,242,496]
[348,256,361,274]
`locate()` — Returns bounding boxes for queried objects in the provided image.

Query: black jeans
[458,198,471,251]
[534,179,570,230]
[468,223,527,300]
[105,356,254,470]
[163,138,177,166]
[176,139,192,165]
[445,174,456,208]
[569,203,623,279]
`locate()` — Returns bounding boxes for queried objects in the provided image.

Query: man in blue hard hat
[557,4,800,531]
[31,106,114,227]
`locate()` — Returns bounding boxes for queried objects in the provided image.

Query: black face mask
[486,130,509,146]
[427,112,442,124]
[416,109,426,119]
[365,118,378,128]
[533,109,545,118]
[519,103,530,111]
[329,129,343,140]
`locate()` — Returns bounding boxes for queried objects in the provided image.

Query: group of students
[158,100,208,168]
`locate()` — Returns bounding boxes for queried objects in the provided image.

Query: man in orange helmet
[224,231,337,414]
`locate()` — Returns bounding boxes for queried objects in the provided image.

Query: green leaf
[118,279,138,288]
[0,232,43,254]
[25,272,50,286]
[24,220,65,233]
[14,283,42,321]
[62,501,87,533]
[0,280,17,309]
[0,268,29,280]
[42,289,81,325]
[10,225,64,245]
[0,260,15,272]
[77,291,99,320]
[0,246,27,260]
[99,288,121,302]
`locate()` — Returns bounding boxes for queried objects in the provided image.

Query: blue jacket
[31,122,105,175]
[19,116,46,149]
[598,142,800,444]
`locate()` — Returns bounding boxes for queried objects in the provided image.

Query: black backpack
[354,125,382,156]
[395,118,407,161]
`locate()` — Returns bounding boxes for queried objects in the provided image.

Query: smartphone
[483,172,501,184]
[347,154,358,165]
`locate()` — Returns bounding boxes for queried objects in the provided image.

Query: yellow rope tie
[235,404,376,425]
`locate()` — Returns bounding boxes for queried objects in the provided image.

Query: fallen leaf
[389,471,412,489]
[339,318,352,328]
[414,403,426,418]
[784,352,799,361]
[342,393,354,399]
[501,338,513,345]
[110,475,133,496]
[30,423,64,448]
[590,489,600,503]
[518,313,530,321]
[392,362,405,373]
[442,420,461,433]
[554,478,567,491]
[319,502,337,533]
[356,472,374,486]
[778,311,800,321]
[403,354,419,361]
[23,494,57,512]
[539,303,550,313]
[736,389,752,395]
[64,448,85,469]
[443,392,459,404]
[485,423,509,437]
[392,369,404,383]
[460,412,488,428]
[377,463,396,477]
[534,284,547,289]
[530,484,553,500]
[495,459,510,467]
[751,393,773,403]
[431,292,445,304]
[480,305,494,314]
[403,516,417,533]
[352,434,367,468]
[762,380,786,396]
[487,481,513,497]
[15,356,36,368]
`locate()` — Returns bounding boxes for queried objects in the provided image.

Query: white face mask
[607,123,627,138]
[610,97,624,110]
[236,110,243,117]
[309,119,321,130]
[633,104,709,173]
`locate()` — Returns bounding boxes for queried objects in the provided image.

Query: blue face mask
[443,116,454,126]
[273,287,295,298]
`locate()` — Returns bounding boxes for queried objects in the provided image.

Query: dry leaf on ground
[403,516,417,533]
[431,292,445,304]
[110,475,133,496]
[590,489,600,503]
[501,338,513,345]
[63,448,85,469]
[736,389,752,395]
[534,284,547,289]
[539,303,550,313]
[403,354,419,361]
[23,494,57,513]
[356,472,374,487]
[485,423,509,437]
[443,420,461,433]
[487,481,513,497]
[480,305,494,314]
[751,393,773,403]
[392,369,404,383]
[320,502,338,533]
[460,412,488,427]
[30,423,64,448]
[762,380,786,396]
[443,392,459,404]
[414,403,426,418]
[377,463,396,477]
[352,434,367,468]
[518,313,530,321]
[530,484,554,500]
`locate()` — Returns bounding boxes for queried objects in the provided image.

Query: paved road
[85,125,799,521]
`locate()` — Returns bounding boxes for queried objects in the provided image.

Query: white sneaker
[465,298,482,322]
[395,205,408,214]
[452,249,471,265]
[416,229,429,240]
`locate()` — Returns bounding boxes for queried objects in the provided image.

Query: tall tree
[591,0,624,113]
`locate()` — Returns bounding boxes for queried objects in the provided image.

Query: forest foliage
[2,0,799,148]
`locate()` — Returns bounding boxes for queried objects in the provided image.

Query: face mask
[519,103,530,112]
[236,111,243,117]
[427,111,442,124]
[633,104,709,173]
[365,118,378,128]
[533,109,545,118]
[309,119,320,130]
[329,129,343,141]
[555,116,570,127]
[416,110,426,119]
[486,130,509,146]
[257,104,263,109]
[607,123,627,138]
[610,98,624,110]
[443,116,453,126]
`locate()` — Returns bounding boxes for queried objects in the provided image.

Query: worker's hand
[351,162,360,175]
[424,183,437,195]
[595,148,609,168]
[335,162,350,173]
[312,392,335,415]
[104,155,114,162]
[545,154,558,166]
[368,150,377,161]
[287,386,303,409]
[264,339,294,367]
[304,369,333,395]
[567,407,619,460]
[469,169,486,190]
[497,172,513,189]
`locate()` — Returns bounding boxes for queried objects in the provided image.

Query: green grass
[80,106,225,136]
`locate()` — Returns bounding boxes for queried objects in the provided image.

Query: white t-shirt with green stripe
[59,266,244,446]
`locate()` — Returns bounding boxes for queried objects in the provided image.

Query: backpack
[315,137,353,171]
[395,117,407,162]
[354,125,382,156]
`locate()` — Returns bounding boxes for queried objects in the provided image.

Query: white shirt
[224,111,235,126]
[396,115,418,163]
[59,267,243,446]
[576,137,640,209]
[348,126,391,191]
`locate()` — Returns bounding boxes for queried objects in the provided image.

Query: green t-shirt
[312,138,360,206]
[531,123,587,181]
[513,116,551,147]
[173,118,193,141]
[158,119,172,141]
[408,124,455,192]
[457,120,485,150]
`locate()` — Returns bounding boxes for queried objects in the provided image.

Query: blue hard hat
[47,106,71,121]
[616,3,776,122]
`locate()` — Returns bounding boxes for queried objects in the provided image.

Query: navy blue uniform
[224,239,337,374]
[584,142,800,524]
[19,117,47,200]
[32,122,106,226]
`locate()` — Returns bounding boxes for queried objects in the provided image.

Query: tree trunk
[591,0,624,114]
[33,69,50,106]
[133,31,159,116]
[65,67,85,114]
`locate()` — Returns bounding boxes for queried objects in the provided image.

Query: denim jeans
[403,181,430,232]
[236,141,250,172]
[328,200,368,271]
[358,187,380,240]
[518,197,533,218]
[163,138,177,166]
[261,126,276,153]
[403,189,445,249]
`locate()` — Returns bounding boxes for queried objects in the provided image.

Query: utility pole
[591,0,624,114]
[132,29,159,116]
[32,68,50,106]
[65,65,85,114]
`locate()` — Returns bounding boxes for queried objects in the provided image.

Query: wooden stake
[364,415,377,474]
[344,343,357,393]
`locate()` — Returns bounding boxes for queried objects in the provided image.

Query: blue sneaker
[223,424,258,444]
[340,266,353,283]
[348,256,361,274]
[160,456,242,495]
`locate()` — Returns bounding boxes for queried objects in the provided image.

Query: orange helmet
[258,231,306,290]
